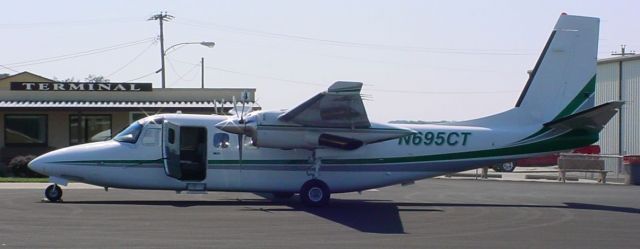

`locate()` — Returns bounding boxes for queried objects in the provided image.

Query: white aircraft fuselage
[28,113,544,193]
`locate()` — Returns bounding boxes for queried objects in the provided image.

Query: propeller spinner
[215,101,257,163]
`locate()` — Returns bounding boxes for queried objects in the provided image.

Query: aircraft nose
[28,155,48,175]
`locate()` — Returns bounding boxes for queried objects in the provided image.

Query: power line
[106,40,158,78]
[125,71,157,83]
[3,37,156,68]
[0,17,141,29]
[177,18,532,55]
[166,58,201,87]
[165,57,182,83]
[364,88,520,95]
[0,64,19,73]
[170,58,323,87]
[169,58,519,94]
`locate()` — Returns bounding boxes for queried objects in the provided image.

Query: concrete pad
[0,179,638,249]
[0,182,102,189]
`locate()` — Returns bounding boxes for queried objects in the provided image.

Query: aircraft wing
[278,81,370,128]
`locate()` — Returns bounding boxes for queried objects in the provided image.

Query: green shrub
[8,155,43,178]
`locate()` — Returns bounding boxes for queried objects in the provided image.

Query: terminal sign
[10,82,153,92]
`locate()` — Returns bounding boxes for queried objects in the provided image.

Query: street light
[161,41,215,88]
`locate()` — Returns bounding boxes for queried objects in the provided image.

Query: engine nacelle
[216,110,414,150]
[253,130,362,150]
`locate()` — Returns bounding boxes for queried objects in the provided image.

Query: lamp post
[161,41,215,88]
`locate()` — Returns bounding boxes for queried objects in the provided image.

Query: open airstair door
[162,121,182,180]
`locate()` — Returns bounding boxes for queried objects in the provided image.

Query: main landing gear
[44,184,63,202]
[300,179,330,207]
[299,151,331,207]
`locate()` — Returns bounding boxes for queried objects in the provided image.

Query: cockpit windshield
[113,117,165,143]
[113,122,143,143]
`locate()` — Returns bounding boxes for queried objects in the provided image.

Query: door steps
[185,183,207,194]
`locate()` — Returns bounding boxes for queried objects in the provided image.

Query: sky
[1,0,638,122]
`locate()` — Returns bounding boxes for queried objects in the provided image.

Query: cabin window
[168,128,175,144]
[213,133,229,148]
[69,114,112,145]
[4,114,47,146]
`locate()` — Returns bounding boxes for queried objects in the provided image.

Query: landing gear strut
[307,150,322,178]
[301,150,330,207]
[44,184,63,202]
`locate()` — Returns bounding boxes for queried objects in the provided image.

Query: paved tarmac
[1,179,639,249]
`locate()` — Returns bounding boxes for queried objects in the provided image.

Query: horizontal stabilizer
[543,101,623,132]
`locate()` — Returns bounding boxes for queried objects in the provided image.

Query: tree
[53,75,110,83]
[84,74,110,83]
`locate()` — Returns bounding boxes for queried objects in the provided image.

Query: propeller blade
[238,134,243,164]
[240,101,246,123]
[232,96,240,119]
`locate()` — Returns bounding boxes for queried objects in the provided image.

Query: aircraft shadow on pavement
[58,198,640,234]
[60,197,425,234]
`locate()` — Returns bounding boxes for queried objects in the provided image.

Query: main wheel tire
[499,162,516,172]
[299,179,330,207]
[272,192,295,199]
[45,184,62,202]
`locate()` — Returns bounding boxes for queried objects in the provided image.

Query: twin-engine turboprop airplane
[29,14,621,206]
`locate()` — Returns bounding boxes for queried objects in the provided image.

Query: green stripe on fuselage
[210,129,596,165]
[519,75,596,142]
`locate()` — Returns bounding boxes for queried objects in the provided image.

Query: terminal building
[0,72,254,167]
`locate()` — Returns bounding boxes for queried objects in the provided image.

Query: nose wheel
[44,184,63,202]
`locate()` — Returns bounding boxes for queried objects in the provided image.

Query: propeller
[216,96,256,164]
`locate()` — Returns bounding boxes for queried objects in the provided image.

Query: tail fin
[515,14,599,123]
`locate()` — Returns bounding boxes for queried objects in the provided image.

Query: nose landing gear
[44,184,63,202]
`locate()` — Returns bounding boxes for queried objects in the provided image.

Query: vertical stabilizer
[515,14,599,123]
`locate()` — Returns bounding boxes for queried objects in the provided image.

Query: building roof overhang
[0,100,253,112]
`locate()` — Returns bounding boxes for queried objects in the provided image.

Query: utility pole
[611,44,636,56]
[148,12,174,88]
[201,57,205,89]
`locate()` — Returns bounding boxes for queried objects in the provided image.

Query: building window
[5,115,47,146]
[69,115,112,145]
[129,112,147,123]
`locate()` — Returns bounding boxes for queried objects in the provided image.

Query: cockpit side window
[213,133,230,148]
[140,127,161,146]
